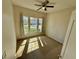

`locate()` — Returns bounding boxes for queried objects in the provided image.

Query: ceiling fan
[34,0,55,11]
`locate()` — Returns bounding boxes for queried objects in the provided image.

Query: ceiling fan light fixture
[42,7,45,10]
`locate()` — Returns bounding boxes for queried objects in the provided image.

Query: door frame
[59,10,76,59]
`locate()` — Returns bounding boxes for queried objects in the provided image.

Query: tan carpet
[16,36,62,59]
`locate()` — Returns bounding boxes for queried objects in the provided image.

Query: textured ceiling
[13,0,76,13]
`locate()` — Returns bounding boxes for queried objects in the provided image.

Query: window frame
[23,16,43,35]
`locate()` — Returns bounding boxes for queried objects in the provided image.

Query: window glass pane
[30,17,37,32]
[38,18,43,32]
[23,16,28,35]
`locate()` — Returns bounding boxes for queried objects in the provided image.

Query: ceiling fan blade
[34,4,42,6]
[46,6,54,8]
[37,6,42,10]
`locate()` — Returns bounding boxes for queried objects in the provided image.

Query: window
[23,16,29,35]
[30,17,37,32]
[38,18,43,32]
[23,16,43,35]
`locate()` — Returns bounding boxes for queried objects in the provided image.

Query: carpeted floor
[16,36,62,59]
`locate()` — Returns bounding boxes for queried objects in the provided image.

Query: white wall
[2,0,16,59]
[46,8,74,43]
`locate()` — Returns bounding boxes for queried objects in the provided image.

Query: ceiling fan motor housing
[44,7,47,11]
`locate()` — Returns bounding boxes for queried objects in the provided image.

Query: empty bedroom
[2,0,76,59]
